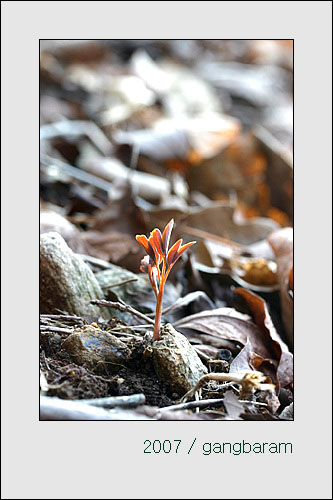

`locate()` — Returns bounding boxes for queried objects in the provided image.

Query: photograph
[39,39,294,421]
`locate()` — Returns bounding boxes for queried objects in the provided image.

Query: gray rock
[40,232,110,318]
[152,324,207,395]
[61,325,131,372]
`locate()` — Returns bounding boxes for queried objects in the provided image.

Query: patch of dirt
[40,322,175,407]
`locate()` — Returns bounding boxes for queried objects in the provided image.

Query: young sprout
[136,219,196,340]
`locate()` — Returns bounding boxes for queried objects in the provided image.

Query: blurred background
[40,39,293,337]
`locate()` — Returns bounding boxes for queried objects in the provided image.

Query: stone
[61,325,131,372]
[40,232,110,318]
[152,324,207,396]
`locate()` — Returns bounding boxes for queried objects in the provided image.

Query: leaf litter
[40,40,293,420]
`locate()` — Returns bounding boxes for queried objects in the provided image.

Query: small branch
[101,277,138,289]
[40,326,73,334]
[90,300,155,325]
[40,314,84,322]
[239,400,268,407]
[180,371,275,403]
[160,398,226,412]
[182,225,244,251]
[40,396,152,421]
[76,254,113,269]
[40,155,113,193]
[193,346,211,361]
[78,394,145,408]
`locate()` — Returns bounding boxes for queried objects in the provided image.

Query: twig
[239,400,268,407]
[41,351,50,371]
[101,277,138,289]
[40,396,152,421]
[40,155,113,193]
[182,224,244,251]
[90,299,155,325]
[40,314,84,322]
[40,120,112,156]
[76,254,113,269]
[78,394,145,408]
[40,326,73,334]
[160,398,226,412]
[129,143,140,171]
[180,372,275,403]
[193,346,211,361]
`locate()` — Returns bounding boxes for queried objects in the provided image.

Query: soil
[40,320,176,407]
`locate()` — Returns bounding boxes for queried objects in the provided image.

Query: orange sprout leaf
[136,234,156,263]
[135,219,196,340]
[151,228,163,255]
[161,218,174,255]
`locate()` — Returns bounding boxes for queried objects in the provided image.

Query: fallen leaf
[268,227,293,347]
[230,339,279,393]
[81,230,142,273]
[229,339,255,374]
[235,288,293,388]
[223,391,244,420]
[147,201,279,247]
[230,256,278,287]
[90,181,147,236]
[186,203,278,246]
[173,307,277,359]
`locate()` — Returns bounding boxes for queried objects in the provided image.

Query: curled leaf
[162,218,174,254]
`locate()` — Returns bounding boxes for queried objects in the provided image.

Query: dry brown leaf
[147,202,279,249]
[90,182,147,236]
[235,288,293,388]
[229,339,255,374]
[223,391,244,420]
[268,227,293,347]
[174,307,277,360]
[230,256,278,286]
[81,230,142,273]
[174,290,292,389]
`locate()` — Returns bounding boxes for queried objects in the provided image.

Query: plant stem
[153,282,165,340]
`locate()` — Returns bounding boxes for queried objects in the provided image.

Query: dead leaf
[229,339,255,374]
[90,181,147,236]
[186,203,278,246]
[147,201,279,247]
[223,391,244,420]
[230,256,278,287]
[268,227,293,347]
[235,288,293,388]
[81,230,142,273]
[173,307,277,360]
[230,339,278,392]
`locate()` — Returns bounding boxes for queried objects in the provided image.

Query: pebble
[152,324,207,396]
[61,325,131,372]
